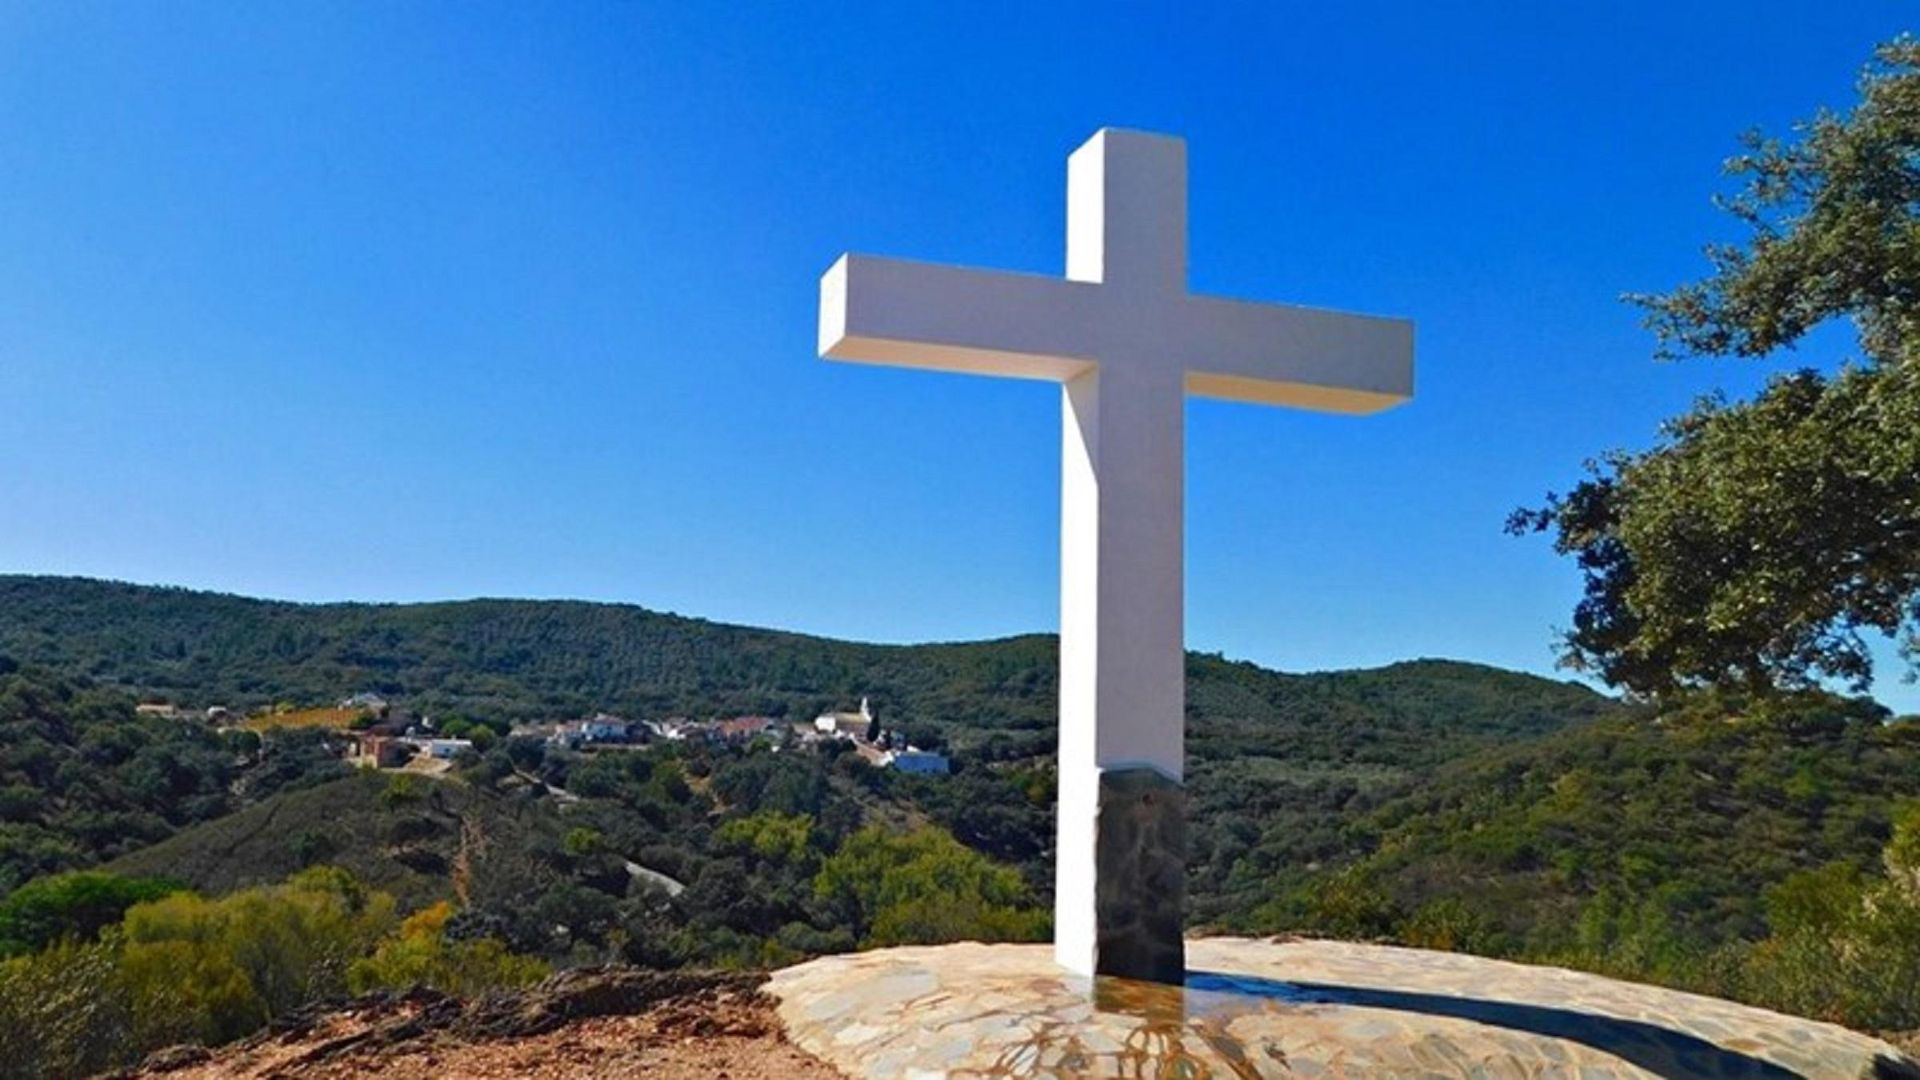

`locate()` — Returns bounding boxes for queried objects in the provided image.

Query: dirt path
[449,812,484,907]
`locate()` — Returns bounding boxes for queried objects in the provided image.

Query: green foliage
[0,867,414,1078]
[347,901,547,997]
[1182,655,1616,925]
[0,871,180,956]
[0,937,132,1080]
[289,828,335,867]
[0,579,1613,761]
[1516,37,1920,696]
[0,867,550,1078]
[714,811,814,865]
[121,866,396,1024]
[1243,692,1920,1030]
[6,635,1631,992]
[0,576,1066,729]
[1735,815,1920,1030]
[0,576,1620,970]
[1266,867,1400,942]
[1280,694,1918,946]
[814,825,1048,948]
[381,772,424,807]
[17,576,1920,1032]
[1398,897,1495,954]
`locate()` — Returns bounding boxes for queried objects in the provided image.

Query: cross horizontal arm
[820,254,1098,382]
[1178,294,1414,414]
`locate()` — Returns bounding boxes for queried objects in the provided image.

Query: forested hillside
[1257,689,1920,943]
[0,659,350,894]
[3,575,1920,1041]
[1253,690,1920,1026]
[0,576,1613,749]
[0,575,1062,727]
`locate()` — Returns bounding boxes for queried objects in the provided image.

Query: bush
[0,867,405,1078]
[714,811,813,866]
[562,827,603,858]
[0,938,133,1080]
[380,773,424,808]
[348,902,547,997]
[1399,898,1496,954]
[813,825,1047,948]
[1735,805,1920,1029]
[0,871,180,956]
[120,866,396,1019]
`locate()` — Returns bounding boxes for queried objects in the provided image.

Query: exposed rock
[772,937,1920,1079]
[138,1045,212,1073]
[453,966,768,1041]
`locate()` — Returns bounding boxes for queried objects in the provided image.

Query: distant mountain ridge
[0,574,1610,739]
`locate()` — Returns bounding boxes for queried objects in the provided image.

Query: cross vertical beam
[1055,131,1193,983]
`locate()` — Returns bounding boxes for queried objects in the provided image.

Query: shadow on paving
[1184,970,1866,1080]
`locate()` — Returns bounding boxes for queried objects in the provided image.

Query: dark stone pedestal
[1093,766,1186,983]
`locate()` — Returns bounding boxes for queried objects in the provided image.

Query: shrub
[0,871,180,956]
[0,868,408,1078]
[0,938,133,1080]
[813,825,1047,948]
[380,773,424,808]
[349,902,548,996]
[120,866,396,1018]
[1736,806,1920,1029]
[714,811,813,866]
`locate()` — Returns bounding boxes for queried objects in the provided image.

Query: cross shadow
[1186,970,1910,1080]
[952,969,1920,1079]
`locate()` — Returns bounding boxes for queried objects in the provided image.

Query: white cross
[817,128,1413,982]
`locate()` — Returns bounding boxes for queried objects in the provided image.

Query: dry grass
[243,707,365,733]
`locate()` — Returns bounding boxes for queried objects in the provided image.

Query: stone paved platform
[769,937,1920,1079]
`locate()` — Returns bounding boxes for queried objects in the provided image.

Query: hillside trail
[451,811,486,907]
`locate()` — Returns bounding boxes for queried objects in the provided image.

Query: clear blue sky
[2,2,1915,712]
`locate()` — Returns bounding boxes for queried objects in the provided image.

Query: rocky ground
[116,968,848,1080]
[107,952,1920,1079]
[773,939,1920,1079]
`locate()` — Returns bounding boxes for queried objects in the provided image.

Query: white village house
[550,713,634,748]
[400,736,473,760]
[812,698,949,775]
[883,747,950,775]
[814,696,876,739]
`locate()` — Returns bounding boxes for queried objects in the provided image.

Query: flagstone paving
[769,937,1920,1079]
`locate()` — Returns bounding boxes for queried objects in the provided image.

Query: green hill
[0,574,1064,727]
[1254,691,1920,968]
[0,576,1611,741]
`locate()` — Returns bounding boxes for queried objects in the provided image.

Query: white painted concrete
[817,128,1414,977]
